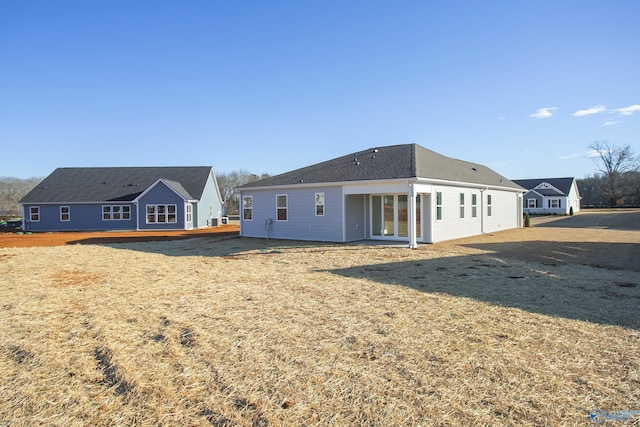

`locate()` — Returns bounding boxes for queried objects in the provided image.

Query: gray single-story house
[237,144,525,247]
[512,177,581,215]
[18,166,223,232]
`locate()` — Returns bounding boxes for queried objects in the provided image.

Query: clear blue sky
[1,1,638,180]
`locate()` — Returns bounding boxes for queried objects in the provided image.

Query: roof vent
[373,149,379,153]
[471,167,477,171]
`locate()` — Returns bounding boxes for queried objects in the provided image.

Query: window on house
[186,204,192,222]
[550,199,560,208]
[60,206,70,221]
[167,205,177,223]
[103,205,131,220]
[436,192,443,220]
[276,195,288,221]
[315,193,325,216]
[30,206,40,222]
[487,195,492,216]
[459,193,465,219]
[243,196,253,220]
[527,199,536,208]
[146,204,177,224]
[471,194,477,218]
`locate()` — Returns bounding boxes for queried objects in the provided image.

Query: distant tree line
[216,170,270,216]
[2,142,636,218]
[0,177,42,217]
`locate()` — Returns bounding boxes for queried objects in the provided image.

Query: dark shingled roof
[240,144,523,190]
[512,178,576,196]
[19,167,213,203]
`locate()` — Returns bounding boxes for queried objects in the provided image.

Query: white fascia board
[238,177,524,194]
[414,177,525,193]
[134,178,188,202]
[342,179,414,194]
[533,182,564,195]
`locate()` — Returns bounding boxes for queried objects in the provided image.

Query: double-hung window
[436,192,443,220]
[471,194,477,218]
[487,195,492,217]
[103,205,131,220]
[186,204,193,222]
[146,204,177,223]
[459,193,465,219]
[60,206,70,221]
[527,199,536,208]
[30,206,40,222]
[315,193,325,216]
[276,195,288,221]
[243,196,253,220]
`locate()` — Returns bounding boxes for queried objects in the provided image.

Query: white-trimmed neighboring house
[237,144,525,247]
[19,167,223,232]
[513,178,581,215]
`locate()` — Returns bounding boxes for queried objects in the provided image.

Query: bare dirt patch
[0,210,638,425]
[0,224,239,248]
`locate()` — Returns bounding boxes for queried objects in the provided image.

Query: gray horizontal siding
[138,183,187,230]
[241,186,344,242]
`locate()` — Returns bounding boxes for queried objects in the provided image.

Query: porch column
[408,184,418,249]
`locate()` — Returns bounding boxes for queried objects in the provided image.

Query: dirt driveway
[0,224,240,248]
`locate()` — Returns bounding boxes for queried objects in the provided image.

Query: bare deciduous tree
[588,141,638,206]
[0,177,43,216]
[216,170,270,215]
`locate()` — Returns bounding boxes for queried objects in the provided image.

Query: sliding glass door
[371,194,421,239]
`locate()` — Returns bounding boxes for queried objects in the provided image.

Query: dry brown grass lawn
[1,211,639,425]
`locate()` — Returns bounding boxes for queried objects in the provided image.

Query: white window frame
[527,199,536,209]
[436,192,443,221]
[471,194,477,218]
[102,205,131,221]
[487,194,492,217]
[550,199,560,208]
[60,206,70,222]
[146,204,177,224]
[276,194,288,221]
[30,206,40,222]
[315,192,325,216]
[186,204,193,222]
[243,196,253,221]
[459,193,465,219]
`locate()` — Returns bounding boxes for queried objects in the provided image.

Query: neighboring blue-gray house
[19,167,223,232]
[237,144,525,247]
[512,177,581,215]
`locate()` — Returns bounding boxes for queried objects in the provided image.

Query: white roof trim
[134,179,191,202]
[238,177,524,193]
